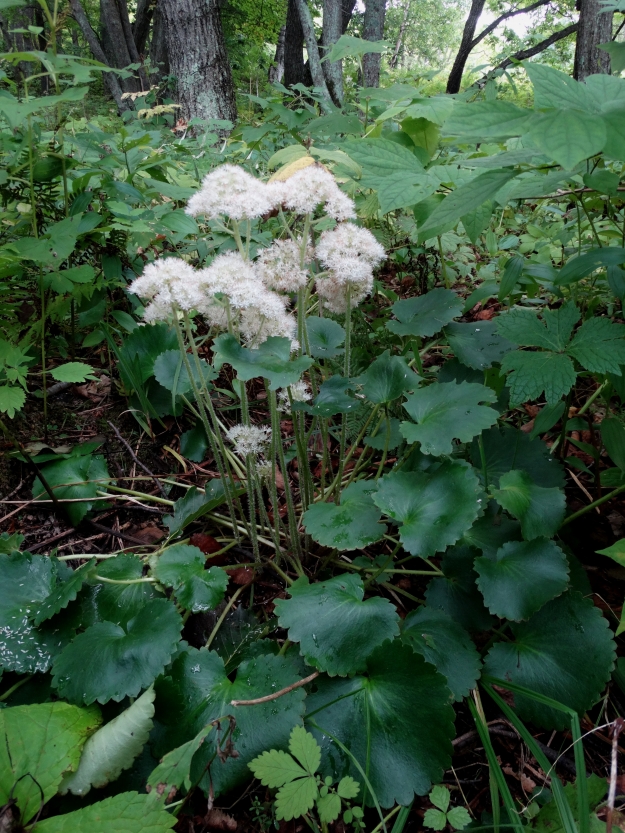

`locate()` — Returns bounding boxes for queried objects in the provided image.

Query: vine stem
[231,671,319,706]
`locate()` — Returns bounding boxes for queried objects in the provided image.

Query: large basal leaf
[483,592,616,729]
[355,350,418,404]
[212,334,313,390]
[470,426,565,489]
[305,375,358,417]
[373,461,484,557]
[386,288,463,338]
[305,316,345,358]
[52,599,182,704]
[31,791,176,833]
[34,559,96,626]
[147,723,215,798]
[500,350,576,407]
[443,100,532,141]
[400,381,498,456]
[151,544,228,612]
[154,648,306,798]
[0,701,101,824]
[493,469,565,540]
[524,62,597,111]
[475,539,570,621]
[525,109,606,169]
[61,687,155,795]
[496,302,580,351]
[32,453,111,526]
[445,321,516,370]
[153,348,216,395]
[462,511,522,556]
[425,545,493,632]
[116,322,178,386]
[87,554,159,628]
[275,573,399,675]
[302,481,387,551]
[306,640,455,807]
[163,480,232,536]
[401,607,481,700]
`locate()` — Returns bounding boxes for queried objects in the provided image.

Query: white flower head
[226,424,272,456]
[141,286,175,323]
[316,223,386,272]
[129,257,197,301]
[185,164,279,221]
[278,380,312,411]
[279,164,356,221]
[239,302,298,348]
[254,237,311,293]
[316,268,373,313]
[257,458,274,481]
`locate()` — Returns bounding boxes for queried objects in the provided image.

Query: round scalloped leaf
[470,426,565,489]
[212,333,313,390]
[151,544,228,612]
[274,574,399,675]
[401,607,481,701]
[475,539,570,621]
[302,481,386,551]
[306,316,345,358]
[154,648,306,798]
[30,791,176,833]
[373,461,485,557]
[355,350,418,404]
[387,288,463,338]
[153,349,216,395]
[52,599,182,704]
[493,469,565,540]
[88,554,158,627]
[306,640,455,807]
[34,559,96,626]
[483,592,616,729]
[425,545,493,632]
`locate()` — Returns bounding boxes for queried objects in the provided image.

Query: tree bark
[269,25,286,83]
[149,2,169,84]
[362,0,387,87]
[292,0,333,105]
[322,0,343,104]
[159,0,237,129]
[284,0,306,86]
[498,21,579,70]
[99,0,142,92]
[574,0,613,79]
[114,0,148,89]
[389,0,410,69]
[133,0,153,56]
[342,0,357,32]
[68,0,130,109]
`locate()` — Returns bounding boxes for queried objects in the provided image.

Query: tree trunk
[292,0,333,105]
[133,0,153,56]
[362,0,387,87]
[342,0,357,32]
[99,0,142,92]
[446,0,485,93]
[390,0,410,69]
[149,2,169,84]
[159,0,237,129]
[322,0,343,104]
[284,0,306,87]
[114,0,148,89]
[269,25,286,84]
[574,0,613,79]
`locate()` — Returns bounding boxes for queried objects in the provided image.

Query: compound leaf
[289,726,321,774]
[566,317,625,374]
[275,774,318,821]
[499,350,576,406]
[445,321,515,370]
[249,749,308,787]
[317,791,342,824]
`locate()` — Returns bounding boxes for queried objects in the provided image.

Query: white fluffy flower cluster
[185,164,278,221]
[278,165,356,221]
[315,224,386,313]
[277,380,312,412]
[128,257,199,323]
[255,237,311,294]
[226,424,272,456]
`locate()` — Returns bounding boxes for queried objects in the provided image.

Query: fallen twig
[107,421,167,498]
[231,671,320,707]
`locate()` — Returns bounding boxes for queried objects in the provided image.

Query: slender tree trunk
[269,25,286,83]
[149,2,169,84]
[362,0,387,87]
[114,0,148,89]
[498,22,578,70]
[284,0,306,86]
[133,0,153,56]
[99,0,142,92]
[390,0,410,68]
[342,0,357,32]
[159,0,237,129]
[574,0,613,79]
[446,0,485,93]
[322,0,343,104]
[292,0,333,105]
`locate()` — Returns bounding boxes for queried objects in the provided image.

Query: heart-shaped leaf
[483,592,615,729]
[386,289,463,338]
[305,376,358,417]
[401,607,481,700]
[151,544,228,612]
[475,539,570,621]
[492,469,565,540]
[52,599,182,704]
[401,381,498,456]
[275,573,399,675]
[355,350,418,404]
[87,554,158,628]
[306,640,455,807]
[302,481,386,551]
[373,461,485,557]
[212,334,313,390]
[306,316,345,358]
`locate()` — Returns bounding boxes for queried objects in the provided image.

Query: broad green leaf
[443,101,531,141]
[598,40,625,72]
[531,775,607,833]
[400,381,498,456]
[275,774,319,821]
[373,462,484,557]
[597,539,625,567]
[524,62,597,111]
[289,726,321,774]
[0,384,25,417]
[308,114,363,136]
[484,592,615,729]
[447,806,472,830]
[401,607,481,700]
[419,170,518,235]
[61,687,155,795]
[377,171,438,214]
[583,169,620,196]
[52,599,182,704]
[275,573,399,675]
[151,544,228,612]
[556,247,625,286]
[213,334,313,390]
[302,481,386,551]
[307,640,455,807]
[430,784,451,812]
[50,362,94,383]
[496,302,580,351]
[317,791,342,823]
[249,748,308,787]
[179,422,209,462]
[445,321,515,370]
[163,481,231,535]
[402,116,440,157]
[364,416,403,450]
[462,512,522,556]
[525,109,606,169]
[424,808,448,830]
[499,256,525,301]
[500,351,576,406]
[0,701,100,824]
[337,776,360,798]
[603,108,625,160]
[529,400,566,439]
[306,316,345,358]
[475,539,570,621]
[601,417,625,470]
[305,375,358,417]
[387,288,463,338]
[461,201,493,245]
[567,317,625,373]
[12,215,81,264]
[153,349,216,395]
[34,559,96,626]
[355,350,418,403]
[492,469,565,540]
[147,723,214,796]
[425,545,493,632]
[323,34,388,62]
[268,144,307,169]
[88,554,158,627]
[154,649,306,798]
[343,138,424,178]
[32,791,176,833]
[32,453,111,526]
[117,322,178,385]
[470,426,565,489]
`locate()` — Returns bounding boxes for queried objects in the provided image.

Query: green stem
[0,675,33,702]
[438,236,450,289]
[560,483,625,527]
[578,380,608,416]
[205,585,246,648]
[270,389,303,564]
